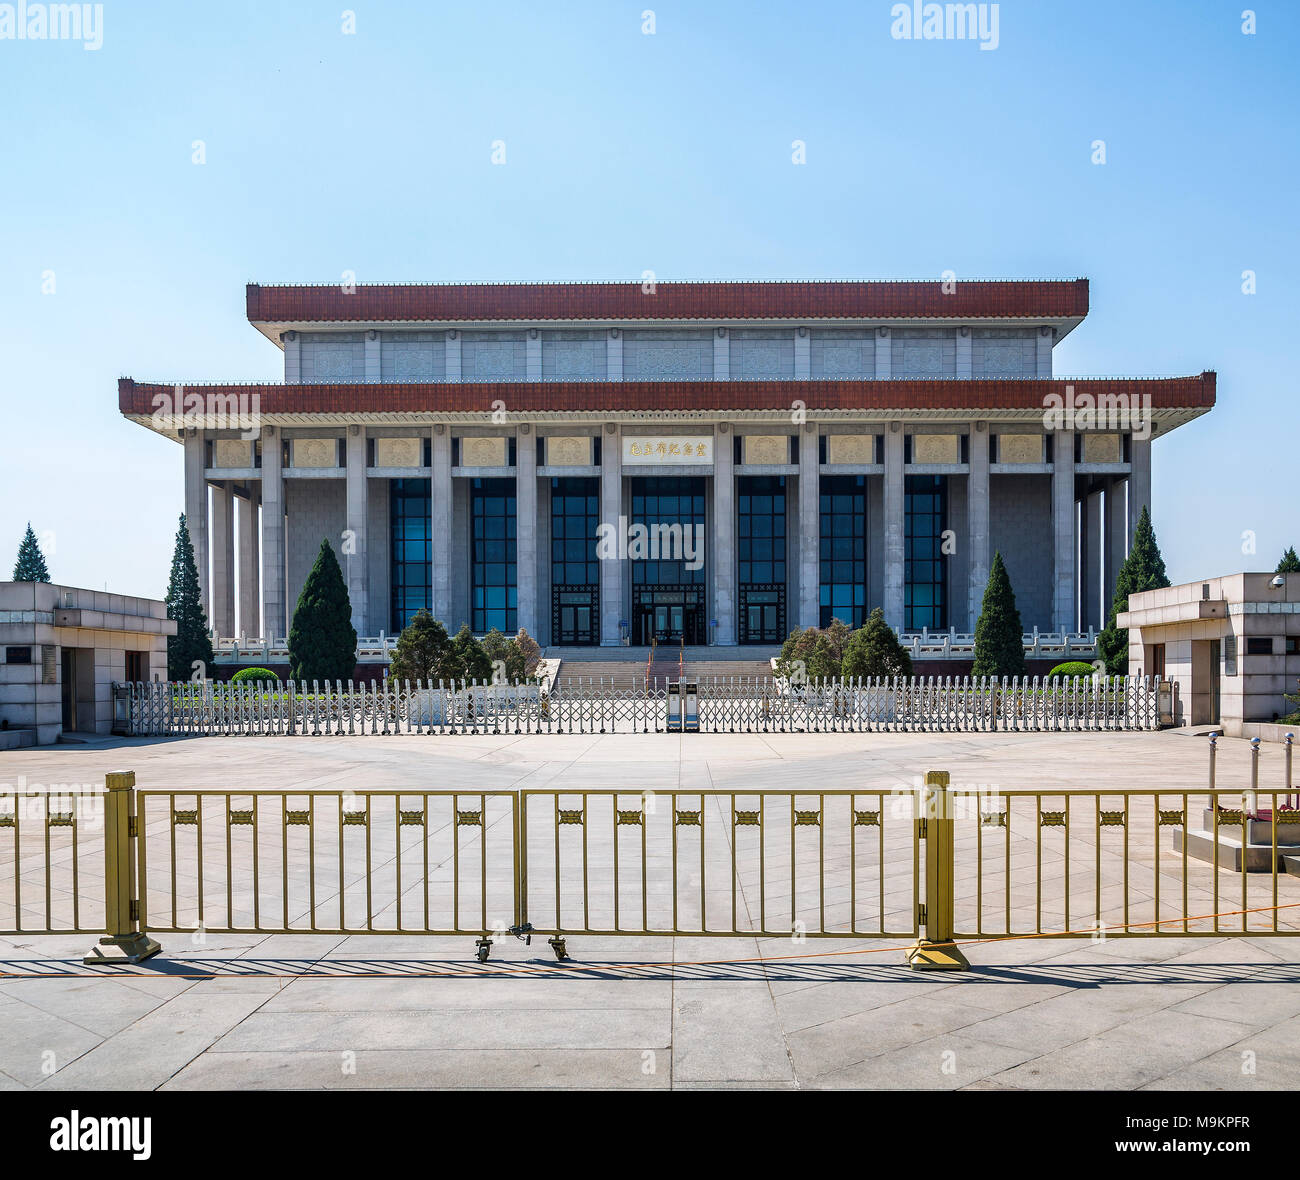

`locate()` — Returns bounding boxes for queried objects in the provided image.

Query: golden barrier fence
[3,771,1298,968]
[0,788,106,935]
[136,789,519,938]
[949,789,1300,940]
[517,790,920,944]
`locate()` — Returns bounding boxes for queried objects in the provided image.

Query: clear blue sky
[1,0,1295,598]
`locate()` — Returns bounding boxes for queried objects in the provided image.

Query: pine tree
[449,623,492,683]
[972,551,1027,678]
[1097,506,1170,674]
[1277,547,1300,574]
[480,627,524,683]
[387,609,454,683]
[513,626,542,678]
[165,514,215,681]
[12,523,50,582]
[841,607,913,679]
[287,539,357,683]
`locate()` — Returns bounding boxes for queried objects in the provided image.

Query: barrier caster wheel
[475,941,491,963]
[549,937,568,961]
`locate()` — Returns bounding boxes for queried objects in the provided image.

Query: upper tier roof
[119,373,1215,441]
[245,279,1090,341]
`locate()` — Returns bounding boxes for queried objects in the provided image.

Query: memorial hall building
[117,280,1215,652]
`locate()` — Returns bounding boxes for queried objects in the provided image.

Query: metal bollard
[907,770,970,971]
[1286,734,1294,809]
[1208,731,1219,791]
[1246,737,1261,818]
[84,772,161,965]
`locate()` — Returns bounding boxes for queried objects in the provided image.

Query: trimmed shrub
[1048,661,1096,680]
[232,666,280,683]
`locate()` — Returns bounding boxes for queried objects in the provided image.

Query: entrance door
[1208,639,1221,725]
[553,588,597,645]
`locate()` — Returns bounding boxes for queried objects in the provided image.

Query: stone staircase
[551,660,648,690]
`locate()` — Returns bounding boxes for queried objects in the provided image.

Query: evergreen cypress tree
[1277,547,1300,573]
[841,607,913,679]
[12,523,50,582]
[972,551,1027,678]
[287,539,357,683]
[449,623,492,683]
[165,514,215,681]
[387,609,454,683]
[1097,506,1170,674]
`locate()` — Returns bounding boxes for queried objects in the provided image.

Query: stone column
[794,327,810,378]
[260,428,286,639]
[607,329,623,380]
[875,327,892,379]
[282,331,301,383]
[1128,435,1152,545]
[345,425,368,634]
[183,429,209,619]
[1103,476,1127,616]
[966,421,990,631]
[431,426,453,623]
[713,329,730,380]
[956,327,972,378]
[526,330,542,380]
[883,424,905,631]
[713,424,736,644]
[1081,486,1103,632]
[445,331,461,381]
[516,424,538,636]
[1052,430,1076,633]
[364,330,380,381]
[211,483,236,638]
[237,491,260,637]
[600,425,623,645]
[798,426,820,628]
[1037,326,1054,376]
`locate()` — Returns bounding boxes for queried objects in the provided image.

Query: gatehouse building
[117,279,1215,654]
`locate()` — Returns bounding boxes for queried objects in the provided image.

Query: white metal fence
[115,675,1161,737]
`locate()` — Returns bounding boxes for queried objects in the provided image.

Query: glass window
[819,475,866,628]
[471,478,517,632]
[390,478,431,631]
[904,474,947,631]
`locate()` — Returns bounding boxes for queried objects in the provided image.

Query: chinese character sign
[622,436,714,465]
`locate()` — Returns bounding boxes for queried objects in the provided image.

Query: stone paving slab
[1,731,1298,1089]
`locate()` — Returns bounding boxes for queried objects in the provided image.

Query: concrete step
[0,728,35,750]
[1174,826,1300,873]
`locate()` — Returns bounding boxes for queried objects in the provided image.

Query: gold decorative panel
[213,440,251,468]
[741,435,789,465]
[911,433,959,464]
[291,438,338,468]
[998,434,1043,464]
[459,437,508,467]
[1081,433,1122,463]
[375,437,422,468]
[826,434,874,464]
[546,436,592,466]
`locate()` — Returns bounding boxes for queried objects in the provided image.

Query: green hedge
[231,666,280,683]
[1048,661,1097,680]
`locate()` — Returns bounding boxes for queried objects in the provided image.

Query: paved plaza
[2,729,1299,1090]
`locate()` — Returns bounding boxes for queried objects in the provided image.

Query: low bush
[1048,661,1097,680]
[231,666,280,683]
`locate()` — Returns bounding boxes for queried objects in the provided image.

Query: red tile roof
[245,280,1089,324]
[120,373,1214,417]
